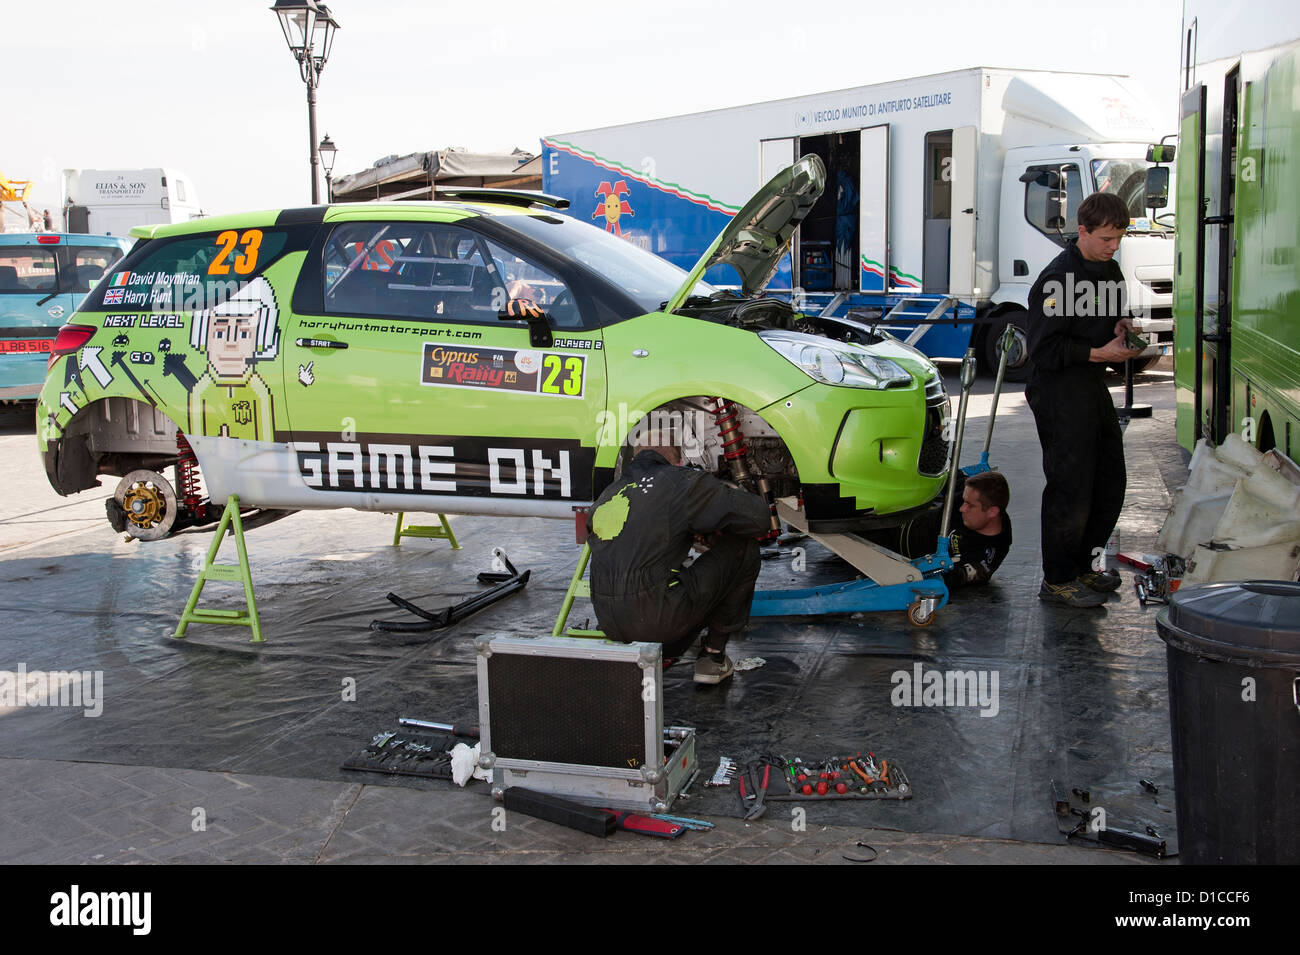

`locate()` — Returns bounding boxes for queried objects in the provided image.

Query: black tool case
[475,634,696,812]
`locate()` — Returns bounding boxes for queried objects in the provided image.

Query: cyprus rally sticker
[420,343,585,398]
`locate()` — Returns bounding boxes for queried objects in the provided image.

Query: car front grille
[918,374,950,477]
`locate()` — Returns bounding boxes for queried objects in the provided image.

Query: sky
[4,0,1185,220]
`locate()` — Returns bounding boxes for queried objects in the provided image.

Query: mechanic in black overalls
[587,434,769,685]
[1025,192,1144,608]
[885,470,1013,590]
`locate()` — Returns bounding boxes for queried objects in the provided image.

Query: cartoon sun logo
[593,180,634,236]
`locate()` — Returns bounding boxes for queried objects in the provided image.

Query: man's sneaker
[1079,569,1123,593]
[1038,579,1108,608]
[694,654,734,685]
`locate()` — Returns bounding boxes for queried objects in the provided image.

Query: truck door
[1175,83,1207,450]
[1204,67,1240,445]
[859,124,889,292]
[760,138,796,180]
[761,138,798,288]
[948,125,978,297]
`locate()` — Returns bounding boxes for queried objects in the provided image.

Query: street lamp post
[271,0,340,204]
[318,134,338,203]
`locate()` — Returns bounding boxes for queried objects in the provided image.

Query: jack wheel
[114,469,179,541]
[907,601,935,627]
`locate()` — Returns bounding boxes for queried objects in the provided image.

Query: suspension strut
[175,433,205,518]
[709,398,781,539]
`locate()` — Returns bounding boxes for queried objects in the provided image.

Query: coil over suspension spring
[175,433,204,515]
[710,397,750,475]
[709,397,780,539]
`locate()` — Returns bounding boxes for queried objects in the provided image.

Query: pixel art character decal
[593,180,634,236]
[187,277,280,440]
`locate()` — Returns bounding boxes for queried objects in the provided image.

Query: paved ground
[0,360,1185,865]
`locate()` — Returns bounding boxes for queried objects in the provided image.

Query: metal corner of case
[635,642,662,667]
[478,750,496,769]
[640,765,663,784]
[473,633,499,656]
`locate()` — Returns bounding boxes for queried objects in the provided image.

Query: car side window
[322,222,585,329]
[480,237,584,330]
[323,222,503,323]
[69,246,125,293]
[84,227,304,311]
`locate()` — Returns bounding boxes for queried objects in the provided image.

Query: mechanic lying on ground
[586,433,770,685]
[875,470,1012,590]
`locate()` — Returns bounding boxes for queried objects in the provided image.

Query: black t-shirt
[946,514,1013,589]
[879,472,1012,590]
[1026,238,1128,386]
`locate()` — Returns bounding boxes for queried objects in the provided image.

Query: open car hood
[665,154,826,313]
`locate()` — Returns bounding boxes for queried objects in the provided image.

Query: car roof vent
[437,188,570,210]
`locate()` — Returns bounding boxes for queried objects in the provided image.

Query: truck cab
[997,143,1175,372]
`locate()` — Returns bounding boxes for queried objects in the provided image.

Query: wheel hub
[113,469,179,541]
[122,481,167,528]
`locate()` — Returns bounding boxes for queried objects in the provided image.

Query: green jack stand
[552,542,605,639]
[392,512,461,549]
[174,494,264,644]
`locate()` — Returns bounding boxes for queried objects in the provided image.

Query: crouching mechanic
[586,435,770,684]
[883,471,1012,590]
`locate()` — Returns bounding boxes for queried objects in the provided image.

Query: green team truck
[1174,0,1300,456]
[37,158,953,541]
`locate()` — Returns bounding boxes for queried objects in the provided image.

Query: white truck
[543,67,1174,377]
[61,168,203,238]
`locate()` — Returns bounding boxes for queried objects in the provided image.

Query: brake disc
[114,469,179,541]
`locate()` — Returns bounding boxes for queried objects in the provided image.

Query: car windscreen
[499,213,714,313]
[1091,160,1172,230]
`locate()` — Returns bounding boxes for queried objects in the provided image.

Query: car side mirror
[498,299,553,348]
[1144,166,1170,210]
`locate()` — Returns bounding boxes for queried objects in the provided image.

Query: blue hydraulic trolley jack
[750,327,1014,627]
[551,332,1015,637]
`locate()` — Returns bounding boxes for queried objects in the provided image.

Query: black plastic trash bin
[1156,580,1300,864]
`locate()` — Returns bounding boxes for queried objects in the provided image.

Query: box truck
[1172,0,1300,456]
[543,67,1174,377]
[61,168,203,238]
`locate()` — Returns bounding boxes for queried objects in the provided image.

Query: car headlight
[760,331,913,389]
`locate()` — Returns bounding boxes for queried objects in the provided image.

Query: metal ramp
[749,499,951,626]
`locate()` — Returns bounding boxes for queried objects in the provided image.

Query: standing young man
[1025,192,1143,608]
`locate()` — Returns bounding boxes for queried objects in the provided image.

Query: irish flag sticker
[110,271,133,287]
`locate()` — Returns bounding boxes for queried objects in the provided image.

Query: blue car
[1,233,131,402]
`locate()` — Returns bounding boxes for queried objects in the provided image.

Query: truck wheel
[982,311,1031,383]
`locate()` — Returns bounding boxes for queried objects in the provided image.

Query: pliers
[742,761,771,820]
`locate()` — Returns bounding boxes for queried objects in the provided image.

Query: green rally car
[38,155,951,541]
